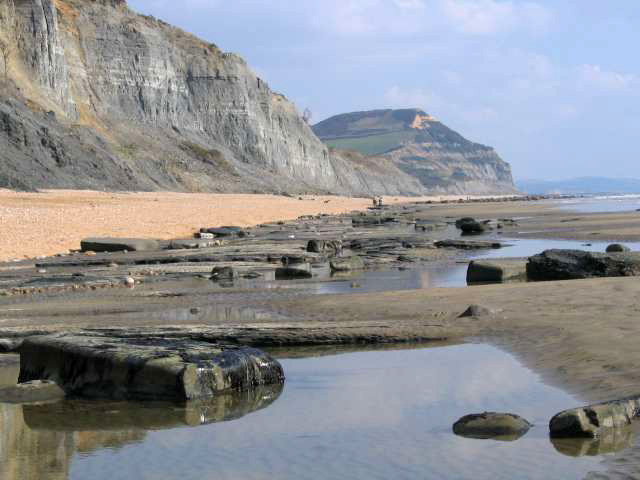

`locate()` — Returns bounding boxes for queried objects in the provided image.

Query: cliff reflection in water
[0,357,282,480]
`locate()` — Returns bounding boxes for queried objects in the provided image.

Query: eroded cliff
[0,0,424,195]
[314,109,517,195]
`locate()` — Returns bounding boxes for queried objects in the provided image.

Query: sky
[127,0,640,181]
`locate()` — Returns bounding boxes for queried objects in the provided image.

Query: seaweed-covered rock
[527,250,640,281]
[18,334,285,401]
[453,412,532,440]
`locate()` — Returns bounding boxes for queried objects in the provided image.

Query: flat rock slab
[549,396,640,438]
[527,249,640,281]
[18,334,285,401]
[81,237,163,253]
[467,258,527,284]
[435,239,502,250]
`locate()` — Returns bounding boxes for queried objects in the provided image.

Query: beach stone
[606,243,630,253]
[453,412,532,440]
[435,239,502,250]
[81,237,161,253]
[0,380,66,403]
[527,249,640,281]
[18,334,285,401]
[467,259,527,284]
[459,305,495,318]
[549,397,640,438]
[330,256,365,272]
[211,266,238,281]
[276,263,313,279]
[307,239,343,257]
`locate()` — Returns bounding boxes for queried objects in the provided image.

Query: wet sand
[0,189,504,261]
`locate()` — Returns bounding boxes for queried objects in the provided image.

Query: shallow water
[554,195,640,213]
[311,237,640,293]
[0,345,621,480]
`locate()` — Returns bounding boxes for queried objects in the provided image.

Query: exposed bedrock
[18,334,285,401]
[549,397,640,438]
[466,259,527,284]
[527,250,640,281]
[0,0,434,196]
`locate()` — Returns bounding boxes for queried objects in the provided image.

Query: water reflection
[552,426,637,457]
[1,345,625,480]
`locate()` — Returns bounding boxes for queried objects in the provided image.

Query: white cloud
[440,0,551,35]
[578,64,636,91]
[384,85,442,112]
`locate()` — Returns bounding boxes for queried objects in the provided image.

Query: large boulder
[18,334,285,401]
[457,218,486,234]
[606,243,630,253]
[81,237,161,252]
[527,249,640,281]
[467,259,527,284]
[453,412,532,440]
[549,397,640,438]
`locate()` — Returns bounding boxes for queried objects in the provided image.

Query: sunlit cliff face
[411,112,437,130]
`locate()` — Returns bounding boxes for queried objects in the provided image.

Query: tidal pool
[0,344,624,480]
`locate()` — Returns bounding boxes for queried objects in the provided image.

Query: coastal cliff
[0,0,425,195]
[314,109,517,195]
[0,1,514,196]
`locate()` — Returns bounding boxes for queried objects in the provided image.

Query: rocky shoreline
[3,196,640,477]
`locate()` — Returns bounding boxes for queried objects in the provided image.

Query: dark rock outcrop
[81,238,162,253]
[549,397,640,438]
[453,412,532,440]
[606,244,630,253]
[527,250,640,281]
[18,334,285,401]
[466,259,527,284]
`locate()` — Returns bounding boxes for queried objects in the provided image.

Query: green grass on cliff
[323,130,417,155]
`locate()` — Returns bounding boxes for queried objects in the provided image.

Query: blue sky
[127,0,640,180]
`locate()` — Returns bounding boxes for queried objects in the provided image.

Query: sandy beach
[0,189,490,261]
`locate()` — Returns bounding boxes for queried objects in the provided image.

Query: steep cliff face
[314,109,517,195]
[0,0,424,195]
